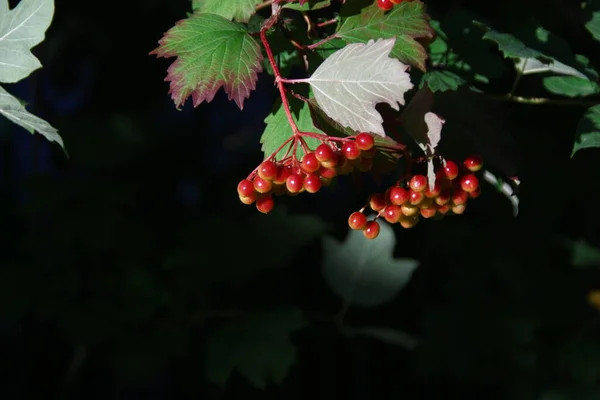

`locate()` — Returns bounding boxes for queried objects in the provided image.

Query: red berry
[377,0,394,11]
[286,173,304,193]
[409,189,424,206]
[239,192,256,205]
[399,215,419,229]
[451,204,467,215]
[442,160,459,180]
[256,195,274,214]
[469,186,481,199]
[424,180,441,198]
[383,205,402,223]
[348,212,367,230]
[401,204,419,217]
[451,189,468,205]
[273,166,291,185]
[301,152,320,173]
[253,177,272,194]
[409,175,428,192]
[435,188,451,206]
[304,174,322,193]
[237,179,255,198]
[437,204,451,215]
[460,174,479,193]
[369,193,388,212]
[321,151,339,168]
[389,186,409,206]
[320,167,337,179]
[420,207,437,219]
[355,133,375,151]
[315,143,335,163]
[342,141,361,160]
[258,160,278,180]
[464,155,483,172]
[363,220,381,239]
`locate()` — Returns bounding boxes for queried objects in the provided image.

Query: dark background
[1,0,600,398]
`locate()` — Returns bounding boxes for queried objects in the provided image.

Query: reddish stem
[306,34,339,50]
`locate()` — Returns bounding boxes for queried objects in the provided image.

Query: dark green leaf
[543,76,600,98]
[573,105,600,157]
[420,70,466,92]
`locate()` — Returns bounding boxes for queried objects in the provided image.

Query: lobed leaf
[305,38,413,136]
[0,0,54,83]
[150,13,263,110]
[204,308,307,389]
[322,219,419,307]
[336,0,433,71]
[420,70,466,92]
[573,105,600,157]
[584,0,600,42]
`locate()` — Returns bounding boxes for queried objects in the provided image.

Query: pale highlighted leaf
[0,0,54,83]
[573,105,600,157]
[322,219,419,307]
[204,308,307,389]
[150,13,263,110]
[0,85,63,148]
[302,38,413,137]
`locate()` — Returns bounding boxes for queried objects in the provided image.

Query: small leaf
[543,76,600,98]
[584,1,600,42]
[195,0,261,23]
[204,308,307,389]
[336,0,433,71]
[0,0,54,83]
[151,13,263,110]
[573,105,600,157]
[322,219,419,307]
[0,85,64,148]
[261,96,323,160]
[304,38,413,137]
[420,70,466,92]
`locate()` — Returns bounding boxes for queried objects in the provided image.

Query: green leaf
[204,308,307,389]
[151,13,263,110]
[568,238,600,268]
[0,85,64,149]
[543,76,600,98]
[420,70,466,92]
[0,0,54,83]
[584,1,600,42]
[283,0,331,11]
[261,95,323,160]
[195,0,261,23]
[573,105,600,157]
[336,0,433,71]
[322,219,419,307]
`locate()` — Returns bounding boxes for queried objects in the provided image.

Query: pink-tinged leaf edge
[150,16,263,110]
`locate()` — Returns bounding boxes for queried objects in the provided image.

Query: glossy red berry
[320,151,339,168]
[355,133,375,151]
[369,193,388,212]
[239,192,256,205]
[377,0,394,11]
[442,160,459,180]
[460,173,479,193]
[258,160,279,180]
[399,215,419,229]
[451,189,468,206]
[409,189,424,206]
[420,207,437,219]
[424,180,441,198]
[389,186,409,206]
[363,220,381,239]
[253,177,272,194]
[435,189,451,206]
[348,212,367,230]
[256,195,274,214]
[237,179,255,198]
[409,175,428,192]
[315,144,335,163]
[304,174,322,193]
[383,205,402,223]
[320,167,337,179]
[301,152,321,173]
[286,173,304,193]
[342,141,361,160]
[464,155,483,172]
[273,166,291,185]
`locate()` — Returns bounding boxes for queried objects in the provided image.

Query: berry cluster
[237,133,377,214]
[349,155,484,239]
[377,0,404,12]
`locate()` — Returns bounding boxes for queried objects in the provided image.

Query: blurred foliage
[1,0,600,399]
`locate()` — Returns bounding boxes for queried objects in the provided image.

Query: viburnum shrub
[151,0,487,239]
